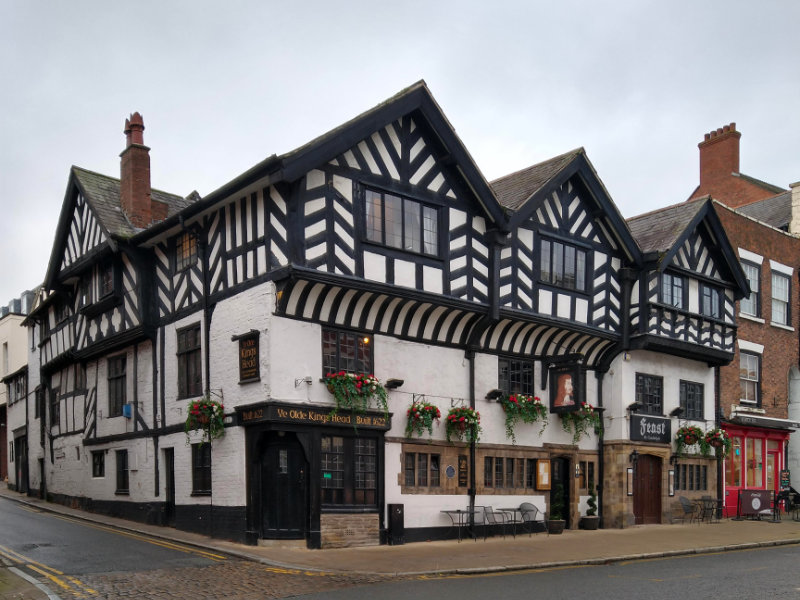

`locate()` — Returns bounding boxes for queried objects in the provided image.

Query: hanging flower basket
[184,396,225,445]
[560,402,601,445]
[498,393,548,443]
[405,399,441,439]
[702,428,732,458]
[675,425,703,457]
[445,406,481,444]
[324,371,388,418]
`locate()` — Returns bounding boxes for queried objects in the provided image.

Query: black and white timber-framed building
[13,82,748,547]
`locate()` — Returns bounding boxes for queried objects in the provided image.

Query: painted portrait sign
[549,363,582,414]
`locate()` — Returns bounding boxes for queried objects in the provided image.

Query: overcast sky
[1,1,798,305]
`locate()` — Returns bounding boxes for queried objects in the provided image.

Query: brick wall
[320,513,379,548]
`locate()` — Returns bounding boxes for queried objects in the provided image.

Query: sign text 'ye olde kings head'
[238,335,259,382]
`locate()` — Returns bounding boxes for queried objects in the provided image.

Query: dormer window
[176,232,198,271]
[364,189,439,257]
[661,272,685,309]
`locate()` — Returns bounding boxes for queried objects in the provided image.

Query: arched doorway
[260,432,308,539]
[633,454,662,524]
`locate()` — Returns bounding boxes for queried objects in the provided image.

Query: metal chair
[699,496,720,523]
[482,506,507,539]
[519,502,543,536]
[677,496,699,524]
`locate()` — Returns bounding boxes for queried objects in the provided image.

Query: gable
[59,190,109,275]
[670,226,723,281]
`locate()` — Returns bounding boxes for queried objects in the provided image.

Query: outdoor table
[498,508,524,537]
[441,508,479,542]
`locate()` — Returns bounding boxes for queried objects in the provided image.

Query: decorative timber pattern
[500,180,623,332]
[154,241,204,318]
[60,194,107,273]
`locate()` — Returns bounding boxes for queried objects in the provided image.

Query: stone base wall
[320,513,380,548]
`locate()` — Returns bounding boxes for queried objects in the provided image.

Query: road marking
[264,566,335,577]
[0,544,98,597]
[44,513,228,562]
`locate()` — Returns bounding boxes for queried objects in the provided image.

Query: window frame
[404,451,441,489]
[176,231,198,272]
[679,380,704,421]
[363,188,440,258]
[321,328,373,377]
[771,271,790,326]
[191,443,212,495]
[177,323,203,399]
[740,261,760,317]
[321,434,378,508]
[115,450,129,494]
[739,351,760,406]
[498,357,534,395]
[635,373,664,416]
[49,387,60,427]
[539,237,589,293]
[92,451,105,478]
[700,283,721,320]
[107,355,126,418]
[661,272,686,309]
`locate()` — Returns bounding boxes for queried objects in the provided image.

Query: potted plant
[580,485,600,530]
[325,371,389,418]
[445,406,482,444]
[560,402,601,445]
[675,425,703,457]
[184,395,225,445]
[498,393,548,443]
[405,399,441,439]
[702,427,732,458]
[547,482,566,534]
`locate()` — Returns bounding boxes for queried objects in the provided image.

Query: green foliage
[405,399,441,439]
[498,393,548,443]
[325,371,389,419]
[184,395,225,445]
[550,482,565,521]
[445,406,482,444]
[560,402,602,444]
[586,484,598,517]
[702,427,732,458]
[674,425,703,457]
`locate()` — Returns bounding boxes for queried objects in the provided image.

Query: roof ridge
[489,148,584,185]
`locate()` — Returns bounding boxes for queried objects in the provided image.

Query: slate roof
[626,198,707,255]
[490,149,583,212]
[736,190,791,230]
[72,166,195,238]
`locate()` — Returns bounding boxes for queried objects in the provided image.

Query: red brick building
[687,124,800,516]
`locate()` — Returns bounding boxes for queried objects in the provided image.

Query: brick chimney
[698,123,740,189]
[119,113,168,227]
[790,181,800,235]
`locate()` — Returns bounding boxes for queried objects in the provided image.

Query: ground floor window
[192,443,212,495]
[321,435,377,506]
[404,452,440,488]
[115,450,129,494]
[724,429,785,491]
[675,463,707,491]
[92,451,105,478]
[480,453,559,492]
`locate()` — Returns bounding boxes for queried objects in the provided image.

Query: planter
[709,439,723,448]
[547,519,566,534]
[580,516,600,530]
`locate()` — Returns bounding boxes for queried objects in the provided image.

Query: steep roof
[72,166,195,238]
[736,190,791,230]
[627,198,707,255]
[490,149,583,212]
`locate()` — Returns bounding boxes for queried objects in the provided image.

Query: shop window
[728,436,742,487]
[740,261,760,317]
[739,352,760,405]
[540,238,588,292]
[192,443,212,495]
[321,435,377,506]
[404,452,440,488]
[635,373,663,415]
[364,188,439,257]
[746,438,763,487]
[115,450,129,494]
[92,451,105,478]
[498,357,534,395]
[322,329,373,376]
[108,355,126,418]
[661,272,685,309]
[679,380,704,421]
[177,324,202,398]
[771,272,790,326]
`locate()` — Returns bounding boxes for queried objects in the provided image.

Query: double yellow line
[0,543,98,598]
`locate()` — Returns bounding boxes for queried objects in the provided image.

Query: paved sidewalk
[2,486,800,582]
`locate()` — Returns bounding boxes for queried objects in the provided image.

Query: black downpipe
[715,365,723,519]
[467,349,477,537]
[596,371,605,527]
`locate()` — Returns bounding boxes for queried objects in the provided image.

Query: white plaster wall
[602,350,715,441]
[787,366,800,482]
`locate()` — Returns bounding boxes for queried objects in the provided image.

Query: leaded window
[176,232,198,271]
[679,380,704,421]
[540,239,587,292]
[177,324,202,398]
[635,373,663,415]
[498,358,534,395]
[365,189,439,256]
[322,329,373,376]
[662,273,685,309]
[108,355,126,418]
[191,443,212,495]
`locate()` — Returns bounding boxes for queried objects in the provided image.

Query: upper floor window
[635,373,663,415]
[79,276,92,307]
[176,232,198,271]
[740,261,760,316]
[739,352,760,405]
[100,261,115,297]
[365,189,439,257]
[679,380,704,421]
[771,272,790,326]
[108,355,126,418]
[498,357,534,395]
[177,324,202,398]
[661,272,685,309]
[700,284,721,319]
[322,329,373,376]
[540,239,587,292]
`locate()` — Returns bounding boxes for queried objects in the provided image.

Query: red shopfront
[722,418,794,517]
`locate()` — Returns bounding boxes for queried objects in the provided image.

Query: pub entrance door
[261,433,308,539]
[633,454,662,524]
[552,457,571,528]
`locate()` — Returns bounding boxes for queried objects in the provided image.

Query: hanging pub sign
[233,330,260,382]
[630,414,671,444]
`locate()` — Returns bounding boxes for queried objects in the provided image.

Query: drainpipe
[596,371,605,527]
[466,349,477,537]
[715,365,723,519]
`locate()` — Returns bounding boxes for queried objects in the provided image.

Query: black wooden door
[14,437,28,494]
[262,435,307,539]
[164,448,175,527]
[552,457,571,528]
[633,454,662,524]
